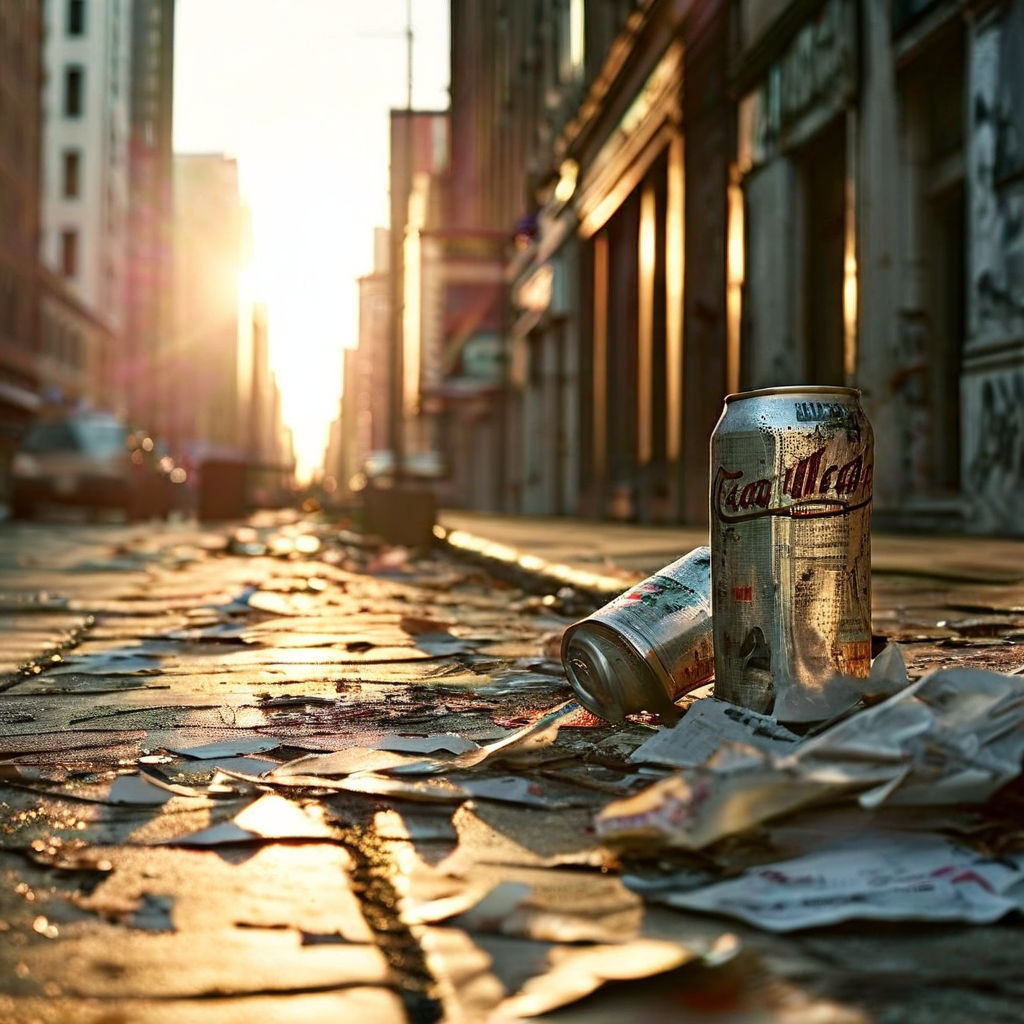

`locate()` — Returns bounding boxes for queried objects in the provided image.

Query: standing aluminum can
[710,386,873,722]
[560,547,714,722]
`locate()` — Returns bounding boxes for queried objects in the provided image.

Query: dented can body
[710,386,873,721]
[560,547,714,722]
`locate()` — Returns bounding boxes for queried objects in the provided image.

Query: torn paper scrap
[270,747,433,779]
[866,642,910,696]
[389,698,580,775]
[104,773,175,805]
[496,934,738,1019]
[659,833,1024,931]
[156,794,335,846]
[459,775,590,809]
[163,737,282,759]
[596,748,842,851]
[375,733,480,756]
[599,665,1024,850]
[790,666,1024,804]
[629,698,800,769]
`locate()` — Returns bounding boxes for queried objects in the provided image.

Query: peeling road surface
[1,512,1023,1023]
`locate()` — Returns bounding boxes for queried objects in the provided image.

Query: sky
[172,0,450,481]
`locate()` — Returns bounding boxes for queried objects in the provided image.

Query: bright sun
[173,1,450,486]
[238,145,368,484]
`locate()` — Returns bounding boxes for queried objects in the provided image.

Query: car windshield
[20,422,78,453]
[20,418,128,456]
[74,419,129,455]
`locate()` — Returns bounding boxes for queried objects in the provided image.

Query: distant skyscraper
[0,2,44,490]
[35,0,174,423]
[123,0,176,429]
[170,153,245,461]
[40,0,133,334]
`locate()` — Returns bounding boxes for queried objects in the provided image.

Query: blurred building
[239,302,292,504]
[40,0,134,402]
[34,0,175,437]
[338,228,392,494]
[122,0,176,432]
[169,153,245,463]
[388,109,451,482]
[36,266,110,412]
[0,2,44,495]
[425,224,506,510]
[447,0,732,521]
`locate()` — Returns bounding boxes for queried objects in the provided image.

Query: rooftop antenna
[391,0,413,486]
[406,0,413,111]
[367,0,438,544]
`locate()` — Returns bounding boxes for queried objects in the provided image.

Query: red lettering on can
[836,454,862,496]
[783,446,826,500]
[715,467,772,518]
[714,447,873,521]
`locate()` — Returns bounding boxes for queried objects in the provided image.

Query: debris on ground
[3,515,1024,1022]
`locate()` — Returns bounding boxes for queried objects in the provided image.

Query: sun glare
[238,145,370,483]
[174,0,451,486]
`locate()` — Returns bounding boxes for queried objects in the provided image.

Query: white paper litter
[597,654,1024,851]
[375,733,480,756]
[661,832,1024,931]
[629,698,800,769]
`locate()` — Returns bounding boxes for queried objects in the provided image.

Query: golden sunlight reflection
[843,175,859,381]
[726,174,745,396]
[240,149,354,482]
[174,0,450,483]
[233,793,334,839]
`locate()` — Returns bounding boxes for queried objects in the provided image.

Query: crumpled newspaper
[651,831,1024,931]
[597,648,1024,851]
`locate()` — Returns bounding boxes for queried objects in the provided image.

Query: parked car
[357,450,447,488]
[9,410,184,521]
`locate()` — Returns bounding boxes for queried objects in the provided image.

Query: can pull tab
[738,626,775,714]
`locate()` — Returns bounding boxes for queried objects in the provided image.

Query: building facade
[734,0,1024,533]
[388,109,451,477]
[37,0,176,431]
[447,0,732,522]
[243,301,293,504]
[40,0,132,343]
[438,0,1024,535]
[0,1,44,494]
[169,153,245,463]
[954,0,1024,532]
[121,0,175,430]
[342,228,392,493]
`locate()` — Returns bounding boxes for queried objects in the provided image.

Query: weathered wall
[962,5,1024,533]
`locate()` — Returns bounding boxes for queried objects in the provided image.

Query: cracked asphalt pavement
[1,511,1023,1023]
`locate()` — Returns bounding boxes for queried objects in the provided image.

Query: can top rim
[725,385,861,404]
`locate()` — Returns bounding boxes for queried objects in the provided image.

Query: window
[0,269,16,336]
[68,0,85,36]
[64,66,83,116]
[62,150,81,198]
[61,230,78,277]
[557,0,585,84]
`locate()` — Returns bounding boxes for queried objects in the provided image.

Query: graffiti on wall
[889,311,932,496]
[969,18,1024,341]
[966,369,1024,532]
[740,0,855,169]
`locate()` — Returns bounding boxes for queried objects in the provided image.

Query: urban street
[1,508,1023,1023]
[4,3,1023,1019]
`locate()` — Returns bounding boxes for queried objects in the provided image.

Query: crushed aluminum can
[560,547,714,722]
[710,385,873,722]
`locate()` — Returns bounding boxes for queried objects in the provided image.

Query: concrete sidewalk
[436,509,1024,599]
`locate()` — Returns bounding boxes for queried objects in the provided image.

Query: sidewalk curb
[433,524,637,608]
[434,521,1024,602]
